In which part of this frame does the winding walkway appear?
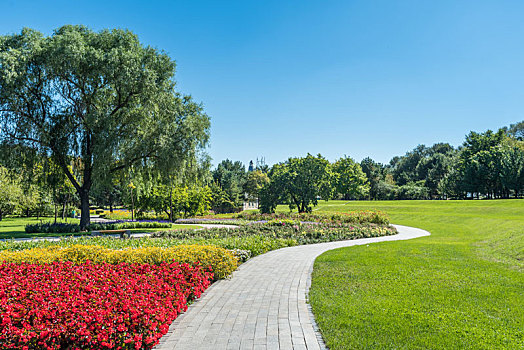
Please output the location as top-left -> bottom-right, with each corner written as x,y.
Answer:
156,225 -> 431,350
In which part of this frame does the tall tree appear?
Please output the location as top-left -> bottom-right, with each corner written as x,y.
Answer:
260,154 -> 333,213
243,169 -> 269,201
503,120 -> 524,141
360,157 -> 394,200
0,26 -> 210,228
212,159 -> 246,210
332,156 -> 369,199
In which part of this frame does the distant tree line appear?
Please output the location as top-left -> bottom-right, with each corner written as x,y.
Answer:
1,121 -> 522,220
361,122 -> 524,201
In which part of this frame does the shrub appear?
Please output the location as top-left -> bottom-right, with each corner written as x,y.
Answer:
0,244 -> 238,279
25,221 -> 172,234
0,261 -> 212,349
25,222 -> 81,234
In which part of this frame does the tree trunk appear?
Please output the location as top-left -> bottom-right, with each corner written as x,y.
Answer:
54,204 -> 58,224
131,189 -> 135,221
79,190 -> 90,230
169,186 -> 173,222
62,200 -> 67,220
0,209 -> 3,221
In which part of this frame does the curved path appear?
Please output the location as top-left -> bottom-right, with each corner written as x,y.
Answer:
156,225 -> 430,350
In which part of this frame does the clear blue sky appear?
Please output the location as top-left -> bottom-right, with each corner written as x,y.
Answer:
1,0 -> 523,166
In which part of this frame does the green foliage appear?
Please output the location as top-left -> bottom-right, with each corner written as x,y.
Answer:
0,234 -> 296,260
0,26 -> 210,228
0,166 -> 23,220
209,181 -> 238,214
152,222 -> 395,251
236,210 -> 391,225
260,154 -> 333,213
396,181 -> 430,200
332,156 -> 369,199
445,129 -> 524,199
25,221 -> 172,234
360,157 -> 393,200
136,184 -> 212,219
212,159 -> 246,211
504,120 -> 524,140
243,170 -> 269,200
389,143 -> 456,197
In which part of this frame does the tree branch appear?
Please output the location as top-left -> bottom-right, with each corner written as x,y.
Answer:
109,151 -> 158,173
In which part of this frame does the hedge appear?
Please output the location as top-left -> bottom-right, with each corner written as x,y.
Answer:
24,221 -> 172,234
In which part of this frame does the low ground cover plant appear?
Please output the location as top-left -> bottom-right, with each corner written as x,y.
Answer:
153,222 -> 397,248
0,244 -> 237,279
235,210 -> 390,225
0,260 -> 212,349
175,218 -> 247,225
0,235 -> 297,262
25,221 -> 172,234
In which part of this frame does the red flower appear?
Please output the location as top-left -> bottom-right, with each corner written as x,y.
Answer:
0,261 -> 213,349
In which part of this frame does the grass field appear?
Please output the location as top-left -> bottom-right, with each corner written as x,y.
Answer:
305,200 -> 523,349
0,217 -> 201,239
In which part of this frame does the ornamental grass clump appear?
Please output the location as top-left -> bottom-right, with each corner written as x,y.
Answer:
0,261 -> 212,349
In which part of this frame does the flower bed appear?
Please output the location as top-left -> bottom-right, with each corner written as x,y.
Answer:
0,244 -> 238,280
0,261 -> 213,349
175,218 -> 246,225
235,210 -> 390,225
153,222 -> 397,249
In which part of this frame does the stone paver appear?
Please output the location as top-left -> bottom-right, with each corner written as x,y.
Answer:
155,225 -> 430,350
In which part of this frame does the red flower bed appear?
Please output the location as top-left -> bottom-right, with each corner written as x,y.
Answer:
0,261 -> 213,349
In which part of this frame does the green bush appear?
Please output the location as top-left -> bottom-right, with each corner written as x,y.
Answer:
25,221 -> 172,234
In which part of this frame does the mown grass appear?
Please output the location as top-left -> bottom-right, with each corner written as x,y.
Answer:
0,217 -> 200,239
307,200 -> 523,349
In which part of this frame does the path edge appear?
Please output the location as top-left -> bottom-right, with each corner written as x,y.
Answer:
304,224 -> 431,350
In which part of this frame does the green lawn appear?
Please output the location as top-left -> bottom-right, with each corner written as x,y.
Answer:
306,200 -> 523,349
0,217 -> 201,239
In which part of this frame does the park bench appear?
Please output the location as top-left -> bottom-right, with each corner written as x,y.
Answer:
90,229 -> 131,239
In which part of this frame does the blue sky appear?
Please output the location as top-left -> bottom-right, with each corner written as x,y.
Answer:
1,0 -> 523,166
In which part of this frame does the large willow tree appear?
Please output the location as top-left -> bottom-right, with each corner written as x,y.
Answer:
0,26 -> 210,228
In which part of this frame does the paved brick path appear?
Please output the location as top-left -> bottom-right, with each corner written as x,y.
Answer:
156,225 -> 430,350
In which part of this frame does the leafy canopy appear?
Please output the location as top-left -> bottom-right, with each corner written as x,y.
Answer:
260,154 -> 333,213
0,26 -> 210,227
